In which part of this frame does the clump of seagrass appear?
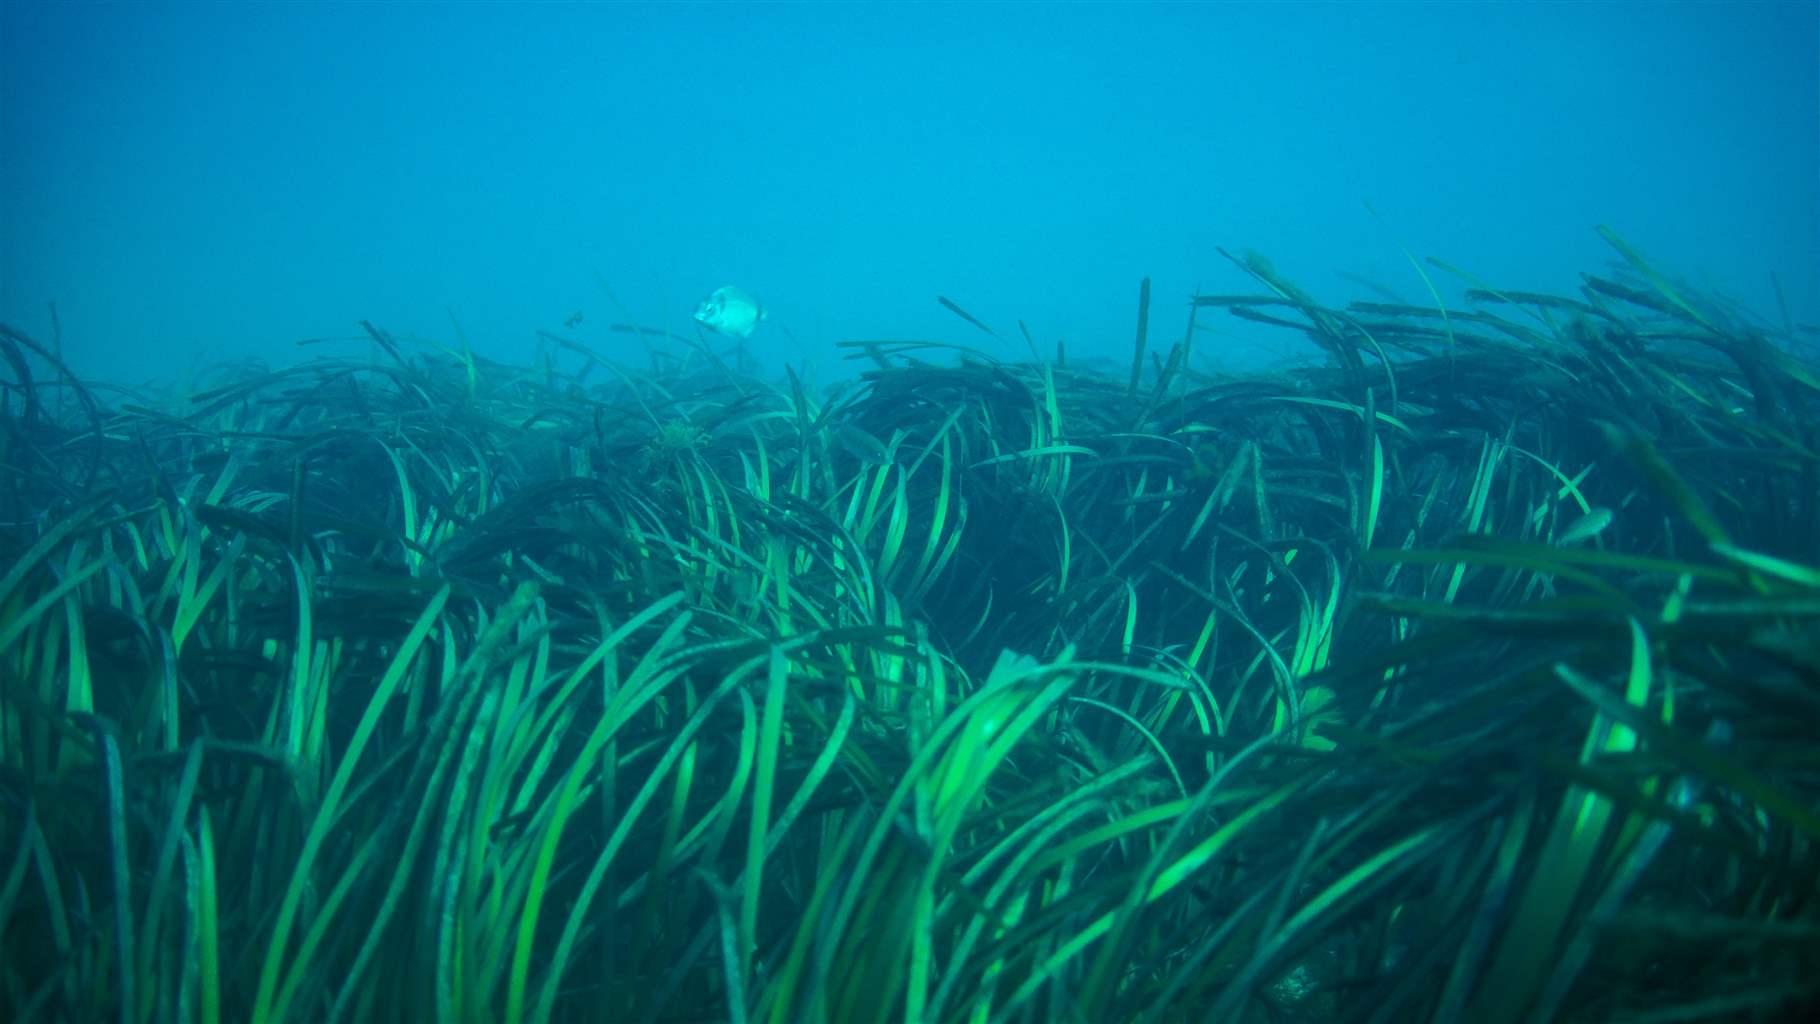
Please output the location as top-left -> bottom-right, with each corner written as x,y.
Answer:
0,228 -> 1815,1024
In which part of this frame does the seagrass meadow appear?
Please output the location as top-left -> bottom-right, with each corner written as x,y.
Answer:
2,233 -> 1818,1024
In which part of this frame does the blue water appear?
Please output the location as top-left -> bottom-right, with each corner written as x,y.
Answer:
3,1 -> 1815,386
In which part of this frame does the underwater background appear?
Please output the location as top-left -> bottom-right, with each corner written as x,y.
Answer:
2,1 -> 1815,380
3,3 -> 1820,1024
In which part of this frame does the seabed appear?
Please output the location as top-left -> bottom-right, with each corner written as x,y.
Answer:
2,232 -> 1817,1023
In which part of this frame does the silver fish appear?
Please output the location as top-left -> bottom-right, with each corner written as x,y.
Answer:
1556,507 -> 1613,546
833,424 -> 891,466
693,285 -> 766,339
